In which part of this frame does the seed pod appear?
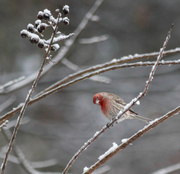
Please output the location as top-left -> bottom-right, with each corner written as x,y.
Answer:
35,20 -> 41,28
43,9 -> 51,20
27,24 -> 35,32
37,11 -> 44,19
29,35 -> 39,44
63,17 -> 69,25
43,13 -> 50,20
20,29 -> 29,38
63,5 -> 69,15
38,40 -> 45,48
37,23 -> 48,33
50,44 -> 60,51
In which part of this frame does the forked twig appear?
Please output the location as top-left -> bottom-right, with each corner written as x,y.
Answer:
35,48 -> 180,98
0,47 -> 179,95
0,0 -> 106,94
62,24 -> 174,174
0,55 -> 179,127
0,11 -> 63,174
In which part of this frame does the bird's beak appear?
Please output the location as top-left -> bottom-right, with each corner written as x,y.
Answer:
95,99 -> 99,104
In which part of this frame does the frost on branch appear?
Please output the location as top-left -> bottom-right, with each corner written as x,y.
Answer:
20,5 -> 74,55
98,142 -> 118,160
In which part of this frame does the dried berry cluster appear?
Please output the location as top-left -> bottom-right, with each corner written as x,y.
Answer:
20,5 -> 73,53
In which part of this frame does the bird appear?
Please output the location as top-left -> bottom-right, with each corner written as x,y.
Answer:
93,92 -> 151,123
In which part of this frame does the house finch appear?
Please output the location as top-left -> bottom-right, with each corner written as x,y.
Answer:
93,92 -> 151,123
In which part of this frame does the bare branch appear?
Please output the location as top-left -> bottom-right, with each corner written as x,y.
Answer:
0,57 -> 179,127
62,24 -> 174,174
35,47 -> 180,98
83,106 -> 180,174
1,128 -> 58,174
0,76 -> 25,94
90,165 -> 110,174
0,47 -> 179,95
1,46 -> 48,174
62,58 -> 111,84
0,9 -> 72,174
151,162 -> 180,174
0,96 -> 16,113
79,35 -> 108,44
0,0 -> 106,95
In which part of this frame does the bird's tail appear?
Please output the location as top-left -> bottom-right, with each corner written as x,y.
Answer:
133,115 -> 152,123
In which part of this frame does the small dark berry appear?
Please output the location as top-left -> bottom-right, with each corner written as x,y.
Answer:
63,5 -> 69,15
50,45 -> 56,51
35,20 -> 41,28
50,44 -> 59,51
43,13 -> 50,20
20,30 -> 29,38
20,32 -> 28,38
27,24 -> 34,32
38,28 -> 42,33
30,37 -> 39,44
37,11 -> 44,20
63,17 -> 69,25
38,24 -> 46,33
38,42 -> 44,48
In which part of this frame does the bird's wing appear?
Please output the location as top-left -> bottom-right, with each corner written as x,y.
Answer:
114,98 -> 126,106
115,98 -> 138,115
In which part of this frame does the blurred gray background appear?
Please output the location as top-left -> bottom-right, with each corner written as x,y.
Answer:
0,0 -> 180,173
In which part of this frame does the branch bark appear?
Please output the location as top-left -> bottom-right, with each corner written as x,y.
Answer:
62,24 -> 174,174
83,106 -> 180,174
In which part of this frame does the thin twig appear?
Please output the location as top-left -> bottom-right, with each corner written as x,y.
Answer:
0,76 -> 25,93
0,0 -> 106,95
0,58 -> 179,126
0,96 -> 16,113
0,14 -> 60,174
151,162 -> 180,174
62,58 -> 111,84
35,47 -> 180,98
1,47 -> 179,95
84,106 -> 180,174
36,57 -> 180,97
62,24 -> 174,174
78,34 -> 108,44
1,128 -> 58,174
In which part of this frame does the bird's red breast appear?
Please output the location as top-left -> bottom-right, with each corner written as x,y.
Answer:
93,92 -> 110,118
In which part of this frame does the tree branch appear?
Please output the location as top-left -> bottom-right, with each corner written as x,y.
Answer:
62,23 -> 174,174
0,0 -> 106,94
0,10 -> 63,174
1,58 -> 179,127
83,106 -> 180,174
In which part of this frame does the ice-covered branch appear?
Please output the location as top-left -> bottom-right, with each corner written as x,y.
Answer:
0,0 -> 106,94
83,106 -> 180,174
1,128 -> 58,174
151,162 -> 180,174
0,76 -> 25,94
106,24 -> 173,127
62,58 -> 111,84
0,47 -> 179,94
79,35 -> 108,44
1,58 -> 179,127
36,57 -> 180,97
0,6 -> 73,174
61,24 -> 174,174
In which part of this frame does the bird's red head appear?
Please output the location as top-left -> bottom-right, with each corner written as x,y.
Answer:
93,92 -> 110,118
93,92 -> 105,105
